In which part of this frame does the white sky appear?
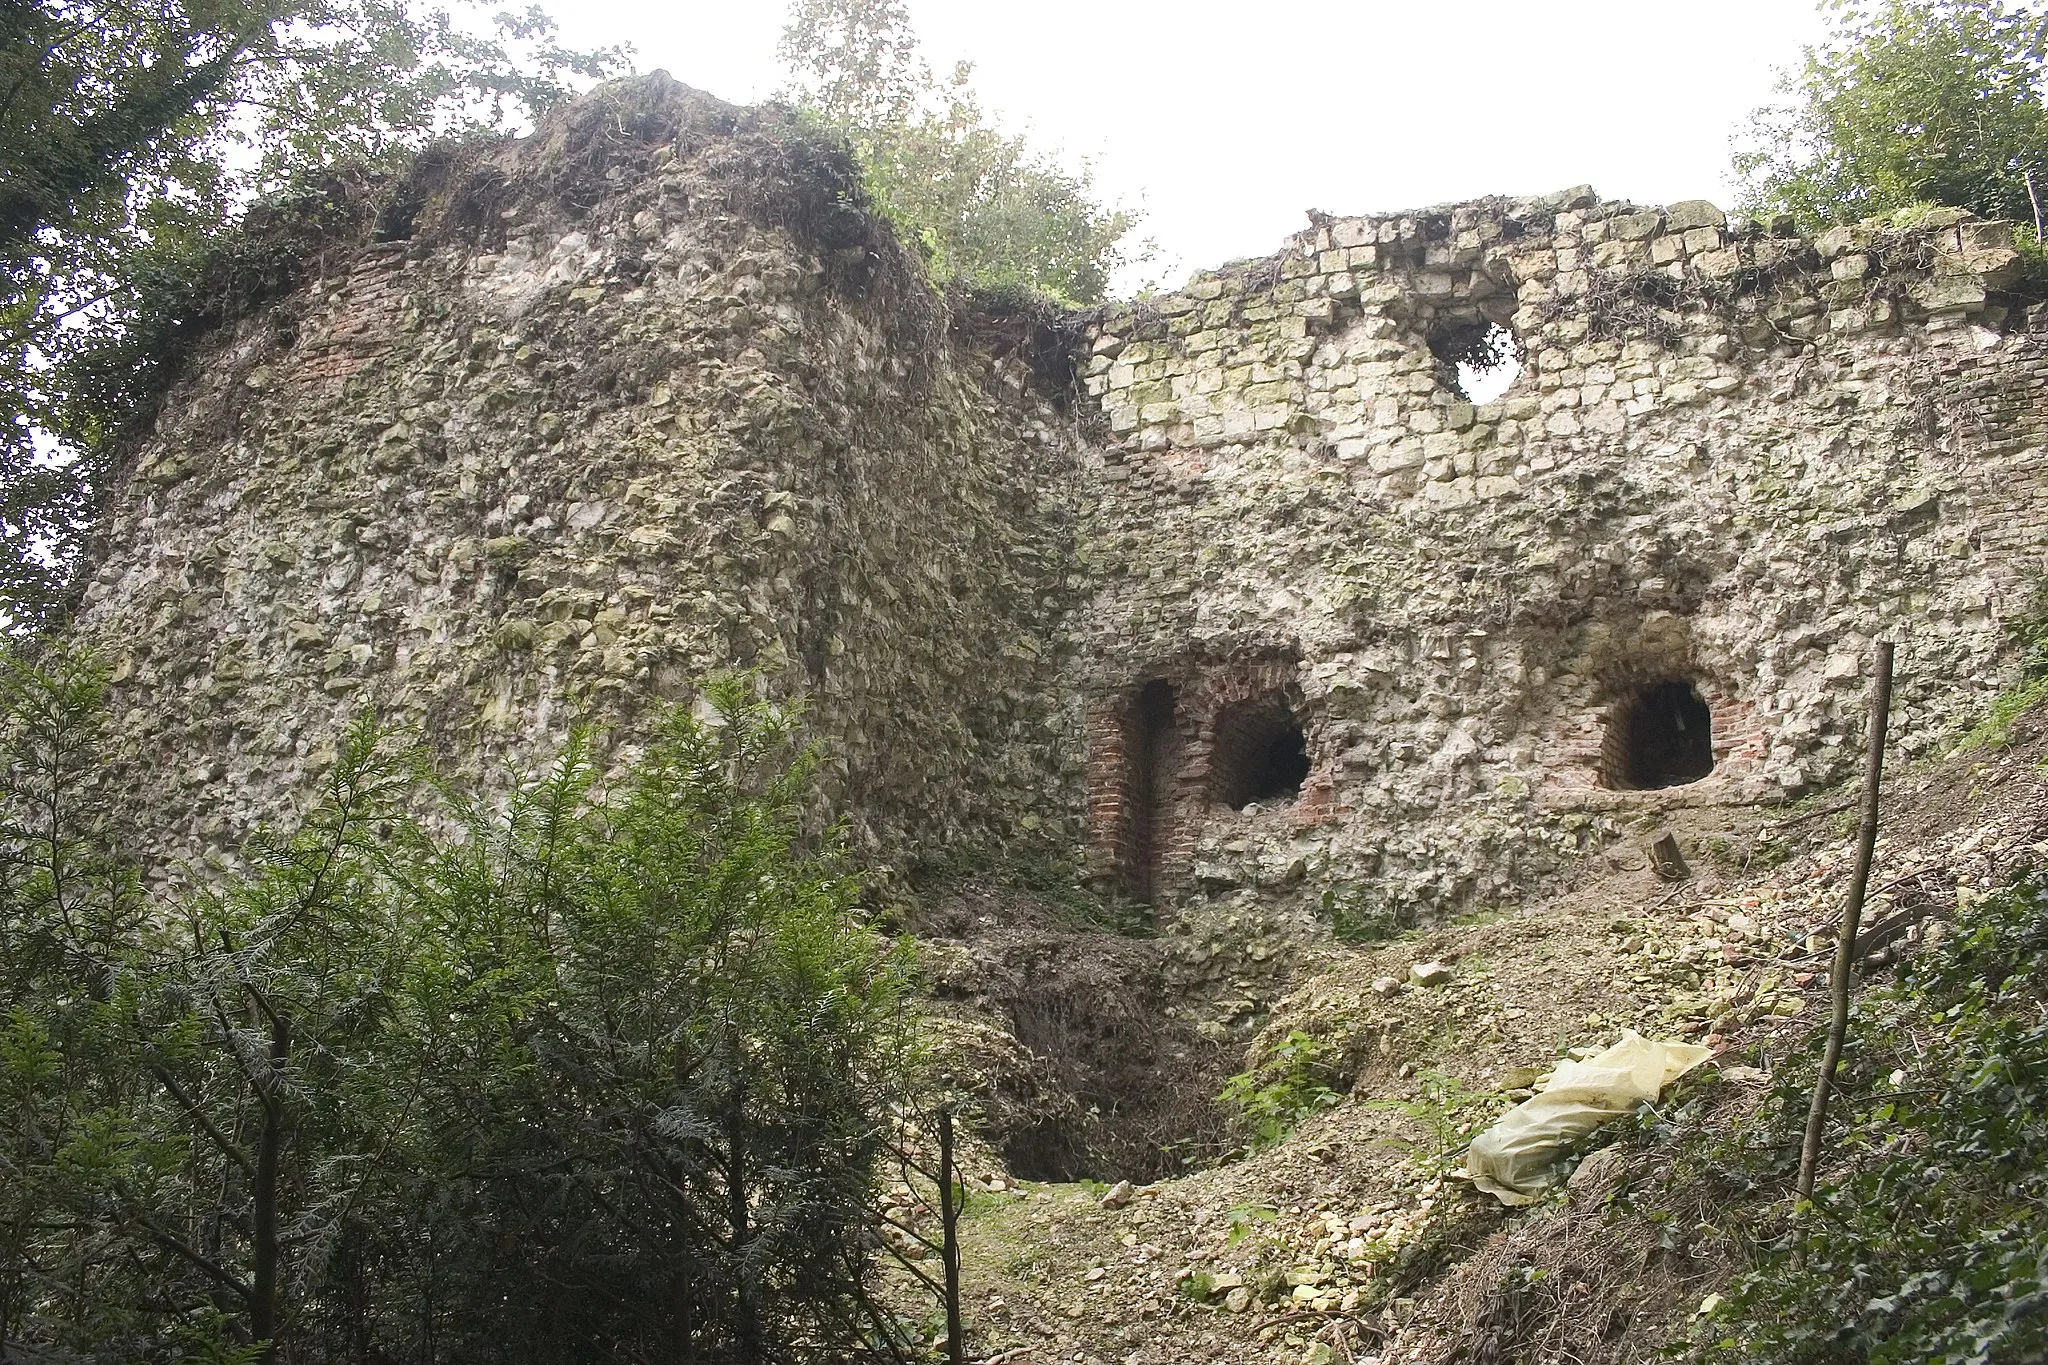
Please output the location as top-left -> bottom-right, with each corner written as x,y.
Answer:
548,0 -> 1831,292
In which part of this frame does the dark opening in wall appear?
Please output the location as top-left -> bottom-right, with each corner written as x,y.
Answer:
1210,699 -> 1310,809
1603,680 -> 1715,790
1125,680 -> 1178,902
1428,319 -> 1522,402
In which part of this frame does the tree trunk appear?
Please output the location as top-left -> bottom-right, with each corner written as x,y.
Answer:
727,1053 -> 760,1364
939,1109 -> 965,1365
1797,641 -> 1893,1204
250,1013 -> 292,1361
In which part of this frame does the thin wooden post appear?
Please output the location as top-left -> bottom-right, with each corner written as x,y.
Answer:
1796,640 -> 1894,1204
937,1109 -> 965,1365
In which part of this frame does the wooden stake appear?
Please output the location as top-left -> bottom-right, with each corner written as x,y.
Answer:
938,1108 -> 965,1365
1796,641 -> 1894,1205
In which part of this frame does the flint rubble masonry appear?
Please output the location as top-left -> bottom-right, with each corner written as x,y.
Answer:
68,79 -> 2048,928
1079,191 -> 2048,917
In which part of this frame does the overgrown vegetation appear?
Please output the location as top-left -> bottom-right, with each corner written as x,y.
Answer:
1320,883 -> 1416,942
0,653 -> 918,1362
1956,580 -> 2048,751
909,844 -> 1154,936
1625,872 -> 2048,1363
1735,0 -> 2048,237
1218,1028 -> 1343,1153
0,0 -> 624,625
776,0 -> 1139,306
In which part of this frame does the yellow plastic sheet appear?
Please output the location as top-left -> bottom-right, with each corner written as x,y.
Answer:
1465,1031 -> 1712,1206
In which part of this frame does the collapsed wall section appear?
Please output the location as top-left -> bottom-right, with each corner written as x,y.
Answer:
71,76 -> 1086,877
1079,190 -> 2048,921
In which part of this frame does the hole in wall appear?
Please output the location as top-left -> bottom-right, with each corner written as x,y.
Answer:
1602,680 -> 1715,790
373,196 -> 424,243
1210,699 -> 1311,810
1428,319 -> 1522,402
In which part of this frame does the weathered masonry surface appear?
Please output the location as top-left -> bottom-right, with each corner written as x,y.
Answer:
72,80 -> 1085,878
1076,193 -> 2048,918
70,79 -> 2048,925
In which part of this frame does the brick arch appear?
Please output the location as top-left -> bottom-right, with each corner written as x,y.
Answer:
1084,654 -> 1331,903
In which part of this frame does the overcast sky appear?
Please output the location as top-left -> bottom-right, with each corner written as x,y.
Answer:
548,1 -> 1832,291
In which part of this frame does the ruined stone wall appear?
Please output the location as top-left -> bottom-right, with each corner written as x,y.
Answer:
68,78 -> 2048,929
72,77 -> 1087,878
1078,191 -> 2048,922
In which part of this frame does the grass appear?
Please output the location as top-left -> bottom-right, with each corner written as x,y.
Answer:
1953,673 -> 2048,754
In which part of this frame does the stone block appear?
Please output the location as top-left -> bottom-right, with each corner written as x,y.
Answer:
1332,219 -> 1374,248
1814,225 -> 1858,260
1910,276 -> 1987,314
1368,439 -> 1426,473
1665,199 -> 1726,232
1421,430 -> 1464,460
1695,247 -> 1742,278
1681,226 -> 1724,255
1612,211 -> 1661,242
1591,239 -> 1633,269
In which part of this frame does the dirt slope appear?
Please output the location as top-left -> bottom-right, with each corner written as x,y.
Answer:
913,707 -> 2048,1365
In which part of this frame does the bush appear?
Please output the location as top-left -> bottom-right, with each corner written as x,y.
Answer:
1733,0 -> 2048,230
0,654 -> 918,1363
1675,873 -> 2048,1363
1219,1028 -> 1343,1153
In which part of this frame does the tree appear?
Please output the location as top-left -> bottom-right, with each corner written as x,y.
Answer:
0,644 -> 156,1362
0,656 -> 919,1361
778,0 -> 1139,305
0,0 -> 626,628
373,686 -> 917,1362
1735,0 -> 2048,233
129,716 -> 426,1363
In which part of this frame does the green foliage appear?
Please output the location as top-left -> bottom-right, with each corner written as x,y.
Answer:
1320,884 -> 1412,942
1956,578 -> 2048,751
1365,1069 -> 1508,1167
1734,0 -> 2048,230
0,657 -> 917,1363
1663,874 -> 2048,1363
0,644 -> 157,1361
0,0 -> 625,626
371,684 -> 916,1361
1223,1201 -> 1278,1248
777,0 -> 1138,305
1218,1029 -> 1343,1152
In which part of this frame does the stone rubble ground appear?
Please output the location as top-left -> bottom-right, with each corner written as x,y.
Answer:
882,717 -> 2048,1365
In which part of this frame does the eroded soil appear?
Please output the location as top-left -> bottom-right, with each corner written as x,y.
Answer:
898,706 -> 2048,1365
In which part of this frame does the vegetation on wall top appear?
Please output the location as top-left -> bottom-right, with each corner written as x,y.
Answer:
1735,0 -> 2048,238
776,0 -> 1142,308
0,0 -> 627,628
